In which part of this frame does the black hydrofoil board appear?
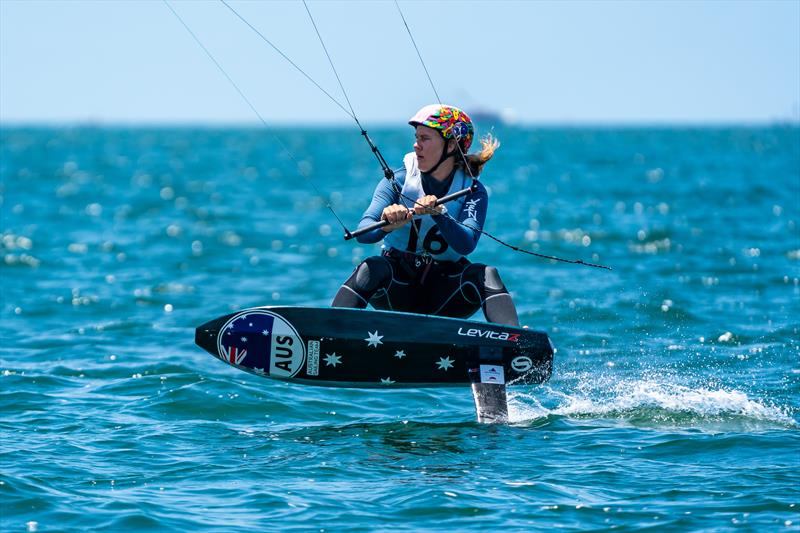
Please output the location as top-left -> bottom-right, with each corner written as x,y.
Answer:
195,306 -> 553,389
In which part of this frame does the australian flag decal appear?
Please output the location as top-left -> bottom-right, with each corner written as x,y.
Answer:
219,312 -> 275,370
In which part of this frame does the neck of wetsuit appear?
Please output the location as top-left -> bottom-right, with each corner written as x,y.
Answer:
420,167 -> 456,196
425,136 -> 457,176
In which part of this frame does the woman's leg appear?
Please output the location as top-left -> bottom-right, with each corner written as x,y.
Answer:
331,256 -> 393,308
331,255 -> 420,313
476,265 -> 520,326
429,262 -> 519,326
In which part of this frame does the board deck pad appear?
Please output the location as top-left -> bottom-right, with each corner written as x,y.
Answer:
195,306 -> 554,388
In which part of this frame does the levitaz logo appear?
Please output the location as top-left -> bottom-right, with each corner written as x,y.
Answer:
457,327 -> 520,342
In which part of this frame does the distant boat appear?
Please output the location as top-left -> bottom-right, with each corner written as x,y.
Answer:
467,107 -> 518,128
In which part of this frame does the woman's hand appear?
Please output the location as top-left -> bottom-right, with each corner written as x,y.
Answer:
414,195 -> 444,216
381,204 -> 413,232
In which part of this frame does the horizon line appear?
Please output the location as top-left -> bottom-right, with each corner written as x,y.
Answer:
2,119 -> 799,129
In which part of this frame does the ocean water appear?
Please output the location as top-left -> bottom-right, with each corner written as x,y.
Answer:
1,125 -> 798,531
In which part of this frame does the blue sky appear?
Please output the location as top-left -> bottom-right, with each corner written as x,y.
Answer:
1,0 -> 798,125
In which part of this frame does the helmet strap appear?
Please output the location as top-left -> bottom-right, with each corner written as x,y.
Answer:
426,137 -> 457,175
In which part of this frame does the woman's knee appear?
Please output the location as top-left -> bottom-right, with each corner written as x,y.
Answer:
350,256 -> 392,293
464,263 -> 509,294
483,266 -> 508,292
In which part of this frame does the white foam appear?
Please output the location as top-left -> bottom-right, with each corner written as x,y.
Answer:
508,377 -> 796,428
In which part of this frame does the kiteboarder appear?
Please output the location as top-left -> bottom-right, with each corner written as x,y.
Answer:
332,104 -> 520,326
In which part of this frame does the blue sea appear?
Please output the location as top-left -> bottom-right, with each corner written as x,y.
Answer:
1,125 -> 798,531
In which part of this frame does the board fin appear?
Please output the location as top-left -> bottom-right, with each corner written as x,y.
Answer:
468,364 -> 509,424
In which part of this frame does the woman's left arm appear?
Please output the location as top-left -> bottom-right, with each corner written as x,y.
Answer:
431,185 -> 489,256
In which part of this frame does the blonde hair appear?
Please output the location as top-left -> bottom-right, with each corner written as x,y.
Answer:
458,133 -> 500,177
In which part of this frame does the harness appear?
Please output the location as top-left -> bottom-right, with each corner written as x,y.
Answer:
383,248 -> 469,285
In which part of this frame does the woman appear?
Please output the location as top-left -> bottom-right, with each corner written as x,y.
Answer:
331,104 -> 519,326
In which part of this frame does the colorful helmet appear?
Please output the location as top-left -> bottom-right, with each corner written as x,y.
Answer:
409,104 -> 474,152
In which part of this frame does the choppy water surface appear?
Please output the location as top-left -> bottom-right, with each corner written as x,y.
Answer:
2,125 -> 799,531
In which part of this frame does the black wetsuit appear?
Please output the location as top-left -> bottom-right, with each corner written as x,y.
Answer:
331,250 -> 519,325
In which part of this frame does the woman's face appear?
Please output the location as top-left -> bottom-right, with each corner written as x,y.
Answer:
414,125 -> 446,173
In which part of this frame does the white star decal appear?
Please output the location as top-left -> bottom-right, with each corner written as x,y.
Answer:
394,350 -> 406,359
365,331 -> 383,348
262,329 -> 270,336
380,377 -> 395,384
253,367 -> 265,375
240,336 -> 247,342
436,356 -> 454,371
324,353 -> 341,367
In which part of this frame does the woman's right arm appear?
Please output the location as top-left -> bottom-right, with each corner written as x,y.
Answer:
356,177 -> 407,243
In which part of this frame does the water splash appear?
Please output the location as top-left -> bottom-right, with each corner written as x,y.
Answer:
508,376 -> 797,429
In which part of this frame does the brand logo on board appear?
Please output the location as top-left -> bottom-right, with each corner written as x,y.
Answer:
457,327 -> 520,342
511,356 -> 533,372
479,364 -> 505,384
